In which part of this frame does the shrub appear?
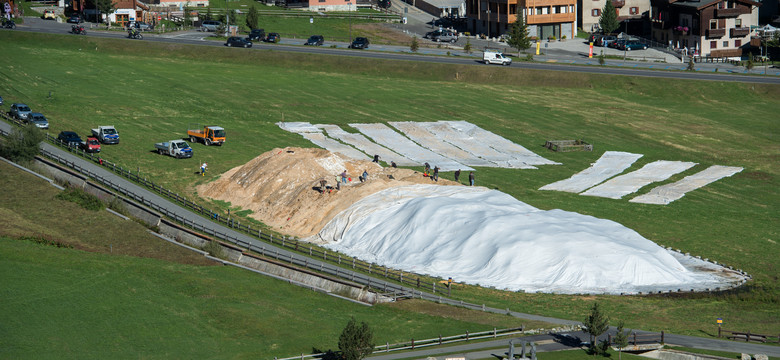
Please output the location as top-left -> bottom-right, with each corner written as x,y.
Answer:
55,187 -> 105,211
0,124 -> 43,163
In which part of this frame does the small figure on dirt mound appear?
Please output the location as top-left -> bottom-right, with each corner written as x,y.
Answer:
334,175 -> 341,190
391,161 -> 397,168
424,162 -> 430,176
454,169 -> 461,182
200,162 -> 208,176
341,170 -> 348,184
433,166 -> 439,182
359,170 -> 369,182
318,179 -> 328,193
373,154 -> 380,163
469,171 -> 475,186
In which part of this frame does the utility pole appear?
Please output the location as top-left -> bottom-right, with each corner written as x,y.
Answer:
348,2 -> 352,43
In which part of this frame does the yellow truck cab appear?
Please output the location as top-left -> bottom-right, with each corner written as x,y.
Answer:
187,125 -> 226,146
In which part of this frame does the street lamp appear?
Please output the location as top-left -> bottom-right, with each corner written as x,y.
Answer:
485,9 -> 491,38
348,2 -> 352,43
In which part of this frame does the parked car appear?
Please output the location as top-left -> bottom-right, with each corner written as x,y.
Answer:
42,10 -> 57,20
248,29 -> 265,41
133,21 -> 152,31
349,37 -> 369,49
27,113 -> 49,129
598,35 -> 617,47
80,136 -> 101,153
265,32 -> 281,43
0,95 -> 3,106
8,103 -> 32,121
588,33 -> 603,44
608,39 -> 624,49
201,20 -> 221,32
305,35 -> 324,46
225,37 -> 252,48
432,30 -> 458,43
67,14 -> 83,23
622,41 -> 648,50
57,131 -> 83,147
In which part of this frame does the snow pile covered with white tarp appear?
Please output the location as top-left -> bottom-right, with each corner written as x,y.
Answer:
315,185 -> 745,294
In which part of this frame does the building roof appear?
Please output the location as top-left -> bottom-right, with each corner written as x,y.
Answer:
424,0 -> 463,9
669,0 -> 759,10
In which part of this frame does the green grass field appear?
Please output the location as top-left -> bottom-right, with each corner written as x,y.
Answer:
0,30 -> 778,344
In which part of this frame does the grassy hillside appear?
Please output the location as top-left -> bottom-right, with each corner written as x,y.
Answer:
0,31 -> 777,338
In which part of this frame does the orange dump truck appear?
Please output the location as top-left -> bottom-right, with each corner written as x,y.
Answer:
187,124 -> 226,146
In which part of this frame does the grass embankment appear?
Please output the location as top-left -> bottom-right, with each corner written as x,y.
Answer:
0,160 -> 548,358
0,32 -> 778,338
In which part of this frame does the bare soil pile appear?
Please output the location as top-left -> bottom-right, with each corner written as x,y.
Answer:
197,147 -> 458,238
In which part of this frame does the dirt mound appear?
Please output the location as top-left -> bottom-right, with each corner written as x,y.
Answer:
197,147 -> 459,238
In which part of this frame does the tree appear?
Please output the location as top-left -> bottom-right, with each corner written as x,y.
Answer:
183,2 -> 192,27
205,7 -> 213,21
582,302 -> 609,355
338,317 -> 374,360
463,38 -> 472,54
598,0 -> 619,34
613,320 -> 630,360
246,4 -> 259,30
410,36 -> 419,52
506,14 -> 531,56
95,0 -> 117,24
0,124 -> 44,163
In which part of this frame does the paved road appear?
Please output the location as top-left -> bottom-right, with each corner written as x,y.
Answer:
10,17 -> 780,84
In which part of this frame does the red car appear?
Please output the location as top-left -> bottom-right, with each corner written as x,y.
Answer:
81,136 -> 101,153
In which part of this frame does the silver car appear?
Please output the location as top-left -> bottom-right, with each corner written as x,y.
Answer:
432,30 -> 458,43
28,112 -> 49,129
201,20 -> 221,32
9,103 -> 32,121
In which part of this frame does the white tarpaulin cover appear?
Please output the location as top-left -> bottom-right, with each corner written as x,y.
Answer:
630,165 -> 743,205
581,160 -> 697,199
315,185 -> 742,294
277,122 -> 322,133
539,151 -> 643,193
350,123 -> 472,172
301,133 -> 370,161
390,121 -> 497,168
317,125 -> 418,166
445,121 -> 560,167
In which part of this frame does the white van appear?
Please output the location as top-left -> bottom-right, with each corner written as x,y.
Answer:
483,50 -> 512,66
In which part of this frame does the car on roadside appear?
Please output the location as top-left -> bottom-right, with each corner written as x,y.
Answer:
265,32 -> 281,43
42,10 -> 57,20
27,113 -> 49,129
608,39 -> 624,49
621,41 -> 648,50
431,30 -> 458,43
80,136 -> 101,153
349,37 -> 369,49
9,103 -> 32,121
0,95 -> 3,106
305,35 -> 324,46
200,20 -> 221,32
598,35 -> 617,47
57,131 -> 83,147
248,29 -> 265,41
133,21 -> 152,31
67,14 -> 83,23
225,36 -> 252,48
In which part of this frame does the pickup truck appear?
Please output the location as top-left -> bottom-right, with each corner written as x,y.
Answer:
155,140 -> 193,158
91,126 -> 119,144
80,136 -> 101,153
187,125 -> 225,146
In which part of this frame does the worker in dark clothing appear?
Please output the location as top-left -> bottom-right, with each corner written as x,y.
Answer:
373,154 -> 380,163
433,166 -> 439,182
454,169 -> 461,182
424,162 -> 430,176
469,172 -> 475,186
319,179 -> 328,193
391,161 -> 397,168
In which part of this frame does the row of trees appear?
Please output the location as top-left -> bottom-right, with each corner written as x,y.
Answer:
582,302 -> 631,359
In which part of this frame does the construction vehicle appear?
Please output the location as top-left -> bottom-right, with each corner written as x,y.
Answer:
155,140 -> 193,158
187,124 -> 225,146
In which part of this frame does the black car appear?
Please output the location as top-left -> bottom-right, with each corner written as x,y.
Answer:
57,131 -> 83,147
67,14 -> 83,23
225,37 -> 252,48
305,35 -> 324,46
349,37 -> 369,49
248,29 -> 265,41
265,32 -> 281,43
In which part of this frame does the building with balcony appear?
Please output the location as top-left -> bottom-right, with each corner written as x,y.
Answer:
466,0 -> 577,39
580,0 -> 650,33
650,0 -> 760,60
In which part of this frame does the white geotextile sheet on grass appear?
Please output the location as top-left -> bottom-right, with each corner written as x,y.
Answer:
301,133 -> 370,161
414,121 -> 537,169
539,151 -> 643,193
445,121 -> 560,167
317,125 -> 418,166
630,165 -> 743,205
277,122 -> 322,133
315,185 -> 733,294
581,160 -> 697,199
350,123 -> 472,172
389,122 -> 496,168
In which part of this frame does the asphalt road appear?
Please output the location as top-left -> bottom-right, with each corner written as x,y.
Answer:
10,17 -> 780,85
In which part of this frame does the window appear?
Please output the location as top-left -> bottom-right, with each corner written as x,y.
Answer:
735,19 -> 741,27
592,9 -> 600,16
722,40 -> 728,47
629,6 -> 638,14
710,19 -> 717,29
735,39 -> 741,47
710,40 -> 717,48
717,1 -> 725,9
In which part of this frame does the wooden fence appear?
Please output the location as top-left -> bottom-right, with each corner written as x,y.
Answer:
718,328 -> 779,343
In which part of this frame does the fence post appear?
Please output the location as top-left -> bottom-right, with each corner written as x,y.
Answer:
661,331 -> 664,344
439,334 -> 442,345
466,330 -> 469,340
718,326 -> 721,338
633,332 -> 637,345
416,278 -> 420,288
411,339 -> 414,350
608,334 -> 611,344
494,328 -> 497,338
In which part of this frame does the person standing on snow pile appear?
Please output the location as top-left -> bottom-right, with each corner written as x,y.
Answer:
341,170 -> 348,184
433,166 -> 439,182
469,172 -> 475,186
373,154 -> 380,163
454,169 -> 461,182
